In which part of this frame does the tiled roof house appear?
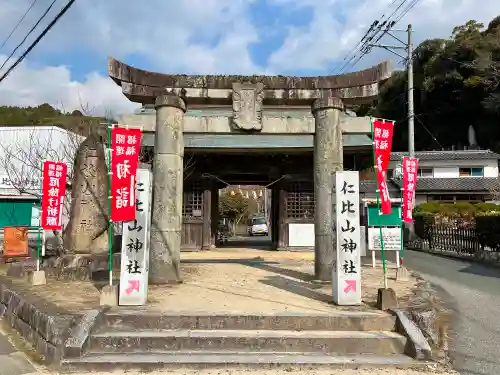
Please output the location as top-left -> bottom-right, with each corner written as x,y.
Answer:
386,150 -> 500,203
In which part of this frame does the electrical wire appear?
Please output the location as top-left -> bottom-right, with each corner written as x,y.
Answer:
332,0 -> 411,74
335,0 -> 423,75
393,0 -> 420,24
0,0 -> 39,51
331,0 -> 403,74
0,0 -> 77,84
0,0 -> 59,73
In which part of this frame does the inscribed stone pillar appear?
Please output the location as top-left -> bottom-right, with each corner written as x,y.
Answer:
64,136 -> 109,254
311,97 -> 344,281
149,93 -> 186,284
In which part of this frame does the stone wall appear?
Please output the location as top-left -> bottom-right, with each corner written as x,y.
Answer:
0,276 -> 77,364
6,253 -> 121,281
411,240 -> 500,268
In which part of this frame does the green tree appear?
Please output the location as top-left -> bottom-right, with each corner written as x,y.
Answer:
368,15 -> 500,152
219,190 -> 250,233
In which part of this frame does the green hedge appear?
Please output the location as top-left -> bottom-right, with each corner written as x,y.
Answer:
414,212 -> 435,239
475,212 -> 500,250
414,202 -> 500,216
413,202 -> 500,249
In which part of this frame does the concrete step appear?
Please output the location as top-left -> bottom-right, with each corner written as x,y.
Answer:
60,351 -> 428,373
103,311 -> 396,331
89,329 -> 407,355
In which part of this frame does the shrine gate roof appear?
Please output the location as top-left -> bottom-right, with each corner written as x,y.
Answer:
108,57 -> 392,105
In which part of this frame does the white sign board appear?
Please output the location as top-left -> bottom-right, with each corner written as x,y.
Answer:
333,171 -> 361,305
288,223 -> 314,247
368,227 -> 401,251
31,205 -> 41,227
119,169 -> 152,306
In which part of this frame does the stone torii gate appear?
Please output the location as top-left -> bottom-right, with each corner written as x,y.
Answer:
108,57 -> 392,284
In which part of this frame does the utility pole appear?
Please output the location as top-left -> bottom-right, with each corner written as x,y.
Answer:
407,24 -> 415,157
368,24 -> 415,153
368,24 -> 415,280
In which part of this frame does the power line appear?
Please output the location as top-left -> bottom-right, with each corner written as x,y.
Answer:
0,0 -> 59,73
334,0 -> 415,74
393,0 -> 420,24
332,0 -> 405,74
333,0 -> 402,73
0,0 -> 39,51
414,114 -> 442,148
0,0 -> 76,84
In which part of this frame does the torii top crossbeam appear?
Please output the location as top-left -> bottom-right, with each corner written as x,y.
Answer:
108,57 -> 392,105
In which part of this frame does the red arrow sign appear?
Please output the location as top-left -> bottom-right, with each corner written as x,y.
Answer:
125,280 -> 140,295
344,280 -> 357,294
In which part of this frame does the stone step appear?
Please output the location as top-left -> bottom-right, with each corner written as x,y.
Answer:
60,351 -> 427,373
89,329 -> 407,355
103,311 -> 396,331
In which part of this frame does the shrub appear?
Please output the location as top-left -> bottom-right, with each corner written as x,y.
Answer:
414,212 -> 436,239
475,212 -> 500,250
413,202 -> 442,214
475,202 -> 500,213
450,202 -> 476,216
414,202 -> 500,217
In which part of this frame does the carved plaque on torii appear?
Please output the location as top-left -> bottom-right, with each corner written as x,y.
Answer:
232,82 -> 264,131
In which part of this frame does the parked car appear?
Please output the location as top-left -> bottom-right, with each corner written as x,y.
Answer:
247,216 -> 268,236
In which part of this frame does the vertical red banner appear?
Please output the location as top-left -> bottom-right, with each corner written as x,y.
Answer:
402,157 -> 419,223
373,119 -> 394,174
373,119 -> 395,215
110,127 -> 142,222
41,161 -> 68,230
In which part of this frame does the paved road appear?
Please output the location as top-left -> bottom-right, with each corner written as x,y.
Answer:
0,322 -> 37,375
404,250 -> 500,375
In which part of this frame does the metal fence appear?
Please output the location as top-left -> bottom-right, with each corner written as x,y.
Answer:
429,224 -> 481,255
414,223 -> 482,256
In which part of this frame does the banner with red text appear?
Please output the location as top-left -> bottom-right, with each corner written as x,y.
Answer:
372,119 -> 395,215
110,127 -> 142,222
373,119 -> 394,175
376,170 -> 393,215
41,161 -> 68,230
402,157 -> 419,223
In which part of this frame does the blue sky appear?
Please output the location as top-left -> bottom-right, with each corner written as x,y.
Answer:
0,0 -> 499,116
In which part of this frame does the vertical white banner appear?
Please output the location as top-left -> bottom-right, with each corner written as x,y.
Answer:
119,169 -> 152,306
333,171 -> 362,305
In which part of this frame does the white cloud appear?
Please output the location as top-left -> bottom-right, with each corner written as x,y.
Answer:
267,0 -> 500,73
0,0 -> 261,75
0,0 -> 261,116
0,0 -> 499,116
0,56 -> 138,117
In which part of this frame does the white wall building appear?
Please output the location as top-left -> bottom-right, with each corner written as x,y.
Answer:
0,126 -> 84,230
387,150 -> 500,203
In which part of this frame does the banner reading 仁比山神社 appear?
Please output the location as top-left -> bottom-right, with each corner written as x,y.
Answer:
110,127 -> 142,222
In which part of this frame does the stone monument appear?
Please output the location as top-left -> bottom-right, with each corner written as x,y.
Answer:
63,136 -> 109,254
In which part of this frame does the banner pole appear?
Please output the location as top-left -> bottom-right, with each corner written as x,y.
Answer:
107,122 -> 114,287
37,160 -> 43,272
370,118 -> 388,289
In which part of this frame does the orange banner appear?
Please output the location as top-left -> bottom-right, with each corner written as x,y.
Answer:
3,227 -> 29,258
